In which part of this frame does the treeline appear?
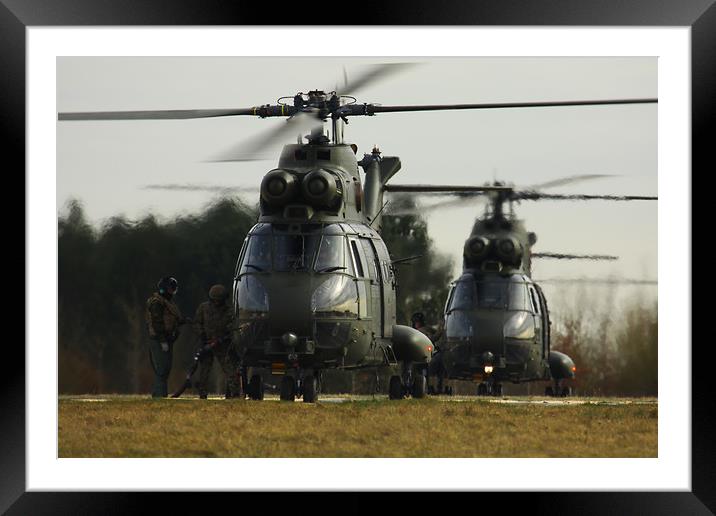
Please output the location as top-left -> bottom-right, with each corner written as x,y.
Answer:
551,293 -> 657,397
58,198 -> 256,393
57,196 -> 453,394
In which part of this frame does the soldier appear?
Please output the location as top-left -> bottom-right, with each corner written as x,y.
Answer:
411,312 -> 436,341
194,284 -> 241,399
145,276 -> 186,398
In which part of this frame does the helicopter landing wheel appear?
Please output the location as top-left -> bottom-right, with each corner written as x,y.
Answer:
492,383 -> 503,397
248,374 -> 264,401
303,375 -> 318,403
280,376 -> 296,402
412,374 -> 427,399
560,385 -> 572,398
545,385 -> 554,397
389,375 -> 403,400
477,383 -> 488,396
445,385 -> 453,396
427,384 -> 435,395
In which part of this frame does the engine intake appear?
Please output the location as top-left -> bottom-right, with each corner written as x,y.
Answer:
464,236 -> 490,260
261,169 -> 298,207
302,169 -> 341,208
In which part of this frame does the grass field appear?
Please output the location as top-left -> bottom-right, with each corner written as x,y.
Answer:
58,395 -> 657,458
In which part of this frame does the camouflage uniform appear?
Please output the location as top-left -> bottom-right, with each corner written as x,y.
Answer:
145,292 -> 184,398
194,300 -> 241,398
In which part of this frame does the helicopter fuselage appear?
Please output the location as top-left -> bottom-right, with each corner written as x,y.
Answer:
433,270 -> 554,383
232,142 -> 431,382
233,220 -> 402,371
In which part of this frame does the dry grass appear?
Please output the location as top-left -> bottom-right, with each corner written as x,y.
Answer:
58,395 -> 657,458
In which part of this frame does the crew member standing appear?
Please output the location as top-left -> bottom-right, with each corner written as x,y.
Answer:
411,312 -> 436,341
193,284 -> 241,399
145,276 -> 185,398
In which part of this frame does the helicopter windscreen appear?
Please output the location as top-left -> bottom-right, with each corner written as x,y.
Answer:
239,229 -> 351,274
311,275 -> 359,317
445,275 -> 533,338
274,234 -> 322,271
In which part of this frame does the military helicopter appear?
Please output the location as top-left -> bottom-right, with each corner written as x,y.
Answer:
58,63 -> 657,402
386,180 -> 657,397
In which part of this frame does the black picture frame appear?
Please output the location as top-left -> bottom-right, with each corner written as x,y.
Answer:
5,0 -> 709,513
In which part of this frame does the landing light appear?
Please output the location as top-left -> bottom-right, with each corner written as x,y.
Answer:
484,365 -> 494,374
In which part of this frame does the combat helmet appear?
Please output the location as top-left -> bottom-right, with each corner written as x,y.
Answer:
157,276 -> 178,295
209,284 -> 228,301
411,312 -> 426,326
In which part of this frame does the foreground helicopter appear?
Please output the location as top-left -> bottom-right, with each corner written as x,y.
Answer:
387,180 -> 657,396
58,63 -> 657,402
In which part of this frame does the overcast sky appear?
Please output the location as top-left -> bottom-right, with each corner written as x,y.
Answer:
57,56 -> 657,312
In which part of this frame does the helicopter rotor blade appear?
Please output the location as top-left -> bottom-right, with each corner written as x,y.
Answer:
516,192 -> 657,201
527,174 -> 616,190
386,194 -> 487,216
208,110 -> 322,162
337,62 -> 419,95
384,184 -> 510,194
353,98 -> 657,116
536,277 -> 657,285
58,108 -> 259,121
532,252 -> 618,260
142,184 -> 259,193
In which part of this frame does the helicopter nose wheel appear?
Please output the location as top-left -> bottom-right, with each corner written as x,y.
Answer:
388,375 -> 404,400
546,380 -> 572,397
302,374 -> 318,403
477,382 -> 489,396
248,374 -> 264,400
280,376 -> 296,402
412,372 -> 427,399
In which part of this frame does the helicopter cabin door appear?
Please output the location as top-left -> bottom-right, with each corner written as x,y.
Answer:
527,285 -> 545,358
359,238 -> 387,338
533,284 -> 550,358
366,238 -> 395,338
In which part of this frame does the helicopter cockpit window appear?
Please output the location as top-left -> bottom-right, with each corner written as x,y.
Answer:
240,235 -> 272,274
447,279 -> 475,312
311,275 -> 359,318
445,278 -> 475,338
273,234 -> 321,272
475,281 -> 509,309
315,235 -> 347,273
237,275 -> 269,319
508,281 -> 530,311
446,311 -> 473,338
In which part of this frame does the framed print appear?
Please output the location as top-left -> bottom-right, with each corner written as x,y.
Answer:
5,0 -> 711,513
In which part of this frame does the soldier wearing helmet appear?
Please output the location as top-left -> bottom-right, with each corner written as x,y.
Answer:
193,284 -> 240,399
145,276 -> 186,398
411,311 -> 442,343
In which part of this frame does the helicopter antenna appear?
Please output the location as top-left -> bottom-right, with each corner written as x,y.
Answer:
369,200 -> 391,228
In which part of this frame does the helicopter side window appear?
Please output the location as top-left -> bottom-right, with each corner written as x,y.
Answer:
315,235 -> 346,273
235,238 -> 248,277
444,285 -> 455,314
349,240 -> 366,277
273,234 -> 321,272
528,287 -> 541,315
240,235 -> 272,274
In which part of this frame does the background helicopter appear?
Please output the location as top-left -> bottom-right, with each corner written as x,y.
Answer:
385,179 -> 657,396
57,58 -> 657,400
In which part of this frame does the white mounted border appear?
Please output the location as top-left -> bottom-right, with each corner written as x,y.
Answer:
27,26 -> 689,491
